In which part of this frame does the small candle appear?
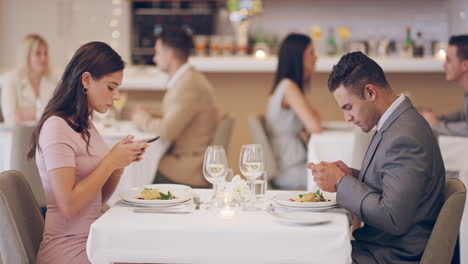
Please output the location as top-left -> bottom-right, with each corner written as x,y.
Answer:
219,207 -> 235,219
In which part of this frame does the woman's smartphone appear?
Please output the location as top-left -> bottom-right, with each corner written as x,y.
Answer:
145,136 -> 160,143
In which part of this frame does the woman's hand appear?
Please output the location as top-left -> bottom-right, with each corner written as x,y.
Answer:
108,135 -> 148,169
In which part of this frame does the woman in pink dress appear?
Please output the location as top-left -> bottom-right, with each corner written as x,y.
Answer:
28,42 -> 148,264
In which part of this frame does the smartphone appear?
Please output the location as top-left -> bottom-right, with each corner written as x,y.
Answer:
145,136 -> 160,143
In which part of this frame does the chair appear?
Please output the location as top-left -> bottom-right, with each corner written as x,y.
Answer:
10,124 -> 47,209
247,115 -> 278,181
211,114 -> 234,151
420,178 -> 466,264
0,170 -> 44,264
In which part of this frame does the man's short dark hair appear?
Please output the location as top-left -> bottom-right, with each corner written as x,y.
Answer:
449,35 -> 468,61
156,26 -> 194,61
328,51 -> 389,97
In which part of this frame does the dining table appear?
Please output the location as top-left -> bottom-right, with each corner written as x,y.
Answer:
86,189 -> 353,264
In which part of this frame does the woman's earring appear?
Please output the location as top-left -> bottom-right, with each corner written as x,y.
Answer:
83,88 -> 88,94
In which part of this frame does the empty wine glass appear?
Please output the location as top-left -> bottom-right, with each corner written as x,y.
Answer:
203,145 -> 228,205
239,144 -> 264,210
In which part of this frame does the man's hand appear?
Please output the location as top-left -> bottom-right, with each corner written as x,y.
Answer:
420,110 -> 440,126
307,161 -> 345,192
332,160 -> 353,176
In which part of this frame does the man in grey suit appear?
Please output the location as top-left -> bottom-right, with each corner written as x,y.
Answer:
421,35 -> 468,136
308,52 -> 445,263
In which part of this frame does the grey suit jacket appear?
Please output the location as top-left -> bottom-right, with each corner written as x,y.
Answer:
337,98 -> 445,264
433,92 -> 468,137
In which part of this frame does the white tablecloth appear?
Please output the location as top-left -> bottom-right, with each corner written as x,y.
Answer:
0,121 -> 170,206
87,190 -> 352,264
307,125 -> 468,264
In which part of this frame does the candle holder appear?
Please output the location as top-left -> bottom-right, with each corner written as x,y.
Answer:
211,191 -> 242,220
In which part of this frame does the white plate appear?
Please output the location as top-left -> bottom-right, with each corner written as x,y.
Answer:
272,202 -> 339,211
122,198 -> 192,208
120,184 -> 192,205
272,191 -> 337,208
272,211 -> 331,225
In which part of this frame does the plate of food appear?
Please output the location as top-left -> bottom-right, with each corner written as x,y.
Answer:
120,184 -> 193,205
272,190 -> 337,208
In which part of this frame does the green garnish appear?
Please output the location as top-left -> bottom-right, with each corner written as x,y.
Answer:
159,191 -> 173,200
315,189 -> 324,199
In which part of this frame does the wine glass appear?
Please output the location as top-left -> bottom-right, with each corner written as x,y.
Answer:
239,144 -> 264,210
203,145 -> 228,205
113,92 -> 128,120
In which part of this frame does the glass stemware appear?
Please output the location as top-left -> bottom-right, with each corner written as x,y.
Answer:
239,144 -> 264,211
203,145 -> 228,205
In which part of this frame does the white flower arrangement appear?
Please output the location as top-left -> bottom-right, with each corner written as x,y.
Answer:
220,175 -> 250,202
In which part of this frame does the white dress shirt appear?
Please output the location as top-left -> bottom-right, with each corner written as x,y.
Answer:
166,63 -> 191,88
377,94 -> 406,131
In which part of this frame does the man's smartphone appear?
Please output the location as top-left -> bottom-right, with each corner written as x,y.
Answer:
145,136 -> 160,143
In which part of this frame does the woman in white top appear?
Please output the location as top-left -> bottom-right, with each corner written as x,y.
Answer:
1,34 -> 55,126
265,33 -> 323,190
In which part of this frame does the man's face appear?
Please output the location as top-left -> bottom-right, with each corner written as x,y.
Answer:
444,45 -> 466,81
153,39 -> 171,72
333,85 -> 380,133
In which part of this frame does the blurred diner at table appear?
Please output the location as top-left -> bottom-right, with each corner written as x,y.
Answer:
132,26 -> 219,188
265,33 -> 323,190
1,34 -> 56,126
420,35 -> 468,137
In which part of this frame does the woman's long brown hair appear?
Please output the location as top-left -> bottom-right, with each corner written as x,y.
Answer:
27,41 -> 125,159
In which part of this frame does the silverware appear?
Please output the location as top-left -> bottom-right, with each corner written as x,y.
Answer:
193,195 -> 202,210
133,209 -> 191,214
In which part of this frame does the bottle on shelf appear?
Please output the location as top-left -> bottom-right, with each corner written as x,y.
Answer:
413,31 -> 425,58
326,27 -> 338,56
403,26 -> 413,58
310,25 -> 323,56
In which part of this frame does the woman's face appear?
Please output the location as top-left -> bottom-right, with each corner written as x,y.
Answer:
85,70 -> 124,114
303,43 -> 317,80
29,43 -> 48,75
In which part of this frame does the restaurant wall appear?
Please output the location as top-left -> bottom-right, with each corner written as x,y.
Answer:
0,0 -> 131,71
0,0 -> 453,71
449,0 -> 468,35
233,0 -> 449,44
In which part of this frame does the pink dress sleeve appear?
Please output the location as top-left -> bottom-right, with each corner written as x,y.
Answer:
39,116 -> 77,171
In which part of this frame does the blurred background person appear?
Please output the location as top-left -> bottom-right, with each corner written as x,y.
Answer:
265,33 -> 323,190
132,26 -> 219,188
420,35 -> 468,137
1,34 -> 56,126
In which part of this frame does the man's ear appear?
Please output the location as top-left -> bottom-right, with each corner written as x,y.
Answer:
168,48 -> 177,60
461,60 -> 468,72
363,84 -> 377,102
81,72 -> 91,91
